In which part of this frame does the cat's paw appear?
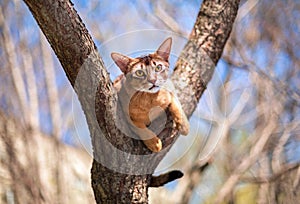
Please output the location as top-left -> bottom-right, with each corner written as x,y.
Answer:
174,115 -> 190,136
176,122 -> 189,136
143,137 -> 162,152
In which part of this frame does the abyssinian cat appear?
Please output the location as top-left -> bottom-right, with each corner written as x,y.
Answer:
111,37 -> 189,152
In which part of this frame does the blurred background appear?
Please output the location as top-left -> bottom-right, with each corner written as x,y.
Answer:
0,0 -> 299,203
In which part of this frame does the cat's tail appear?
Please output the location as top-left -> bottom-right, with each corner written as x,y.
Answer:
149,161 -> 210,187
149,170 -> 183,187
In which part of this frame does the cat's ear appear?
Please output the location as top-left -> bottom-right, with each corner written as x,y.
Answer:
111,52 -> 132,74
156,37 -> 172,61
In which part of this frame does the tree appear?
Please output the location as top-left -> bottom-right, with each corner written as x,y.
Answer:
2,0 -> 300,204
22,0 -> 240,203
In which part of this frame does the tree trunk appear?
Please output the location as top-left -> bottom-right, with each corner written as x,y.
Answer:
23,0 -> 240,203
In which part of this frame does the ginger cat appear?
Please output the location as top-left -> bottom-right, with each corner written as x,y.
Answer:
111,37 -> 189,152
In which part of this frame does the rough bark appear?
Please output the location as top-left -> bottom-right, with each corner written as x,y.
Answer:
23,0 -> 240,203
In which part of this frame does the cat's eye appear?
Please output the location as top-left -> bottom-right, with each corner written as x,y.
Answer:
155,64 -> 162,72
135,70 -> 145,77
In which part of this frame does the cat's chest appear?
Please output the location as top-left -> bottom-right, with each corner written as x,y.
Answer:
129,89 -> 172,113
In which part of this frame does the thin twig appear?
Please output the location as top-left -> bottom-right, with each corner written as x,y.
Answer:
242,163 -> 300,184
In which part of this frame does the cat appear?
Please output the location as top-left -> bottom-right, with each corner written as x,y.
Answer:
111,37 -> 189,152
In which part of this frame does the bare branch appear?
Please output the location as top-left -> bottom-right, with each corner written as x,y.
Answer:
214,120 -> 276,204
0,8 -> 28,122
19,28 -> 40,131
153,2 -> 188,37
272,121 -> 299,172
242,163 -> 300,184
40,32 -> 62,139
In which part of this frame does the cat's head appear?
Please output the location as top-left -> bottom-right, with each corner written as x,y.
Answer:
111,37 -> 172,93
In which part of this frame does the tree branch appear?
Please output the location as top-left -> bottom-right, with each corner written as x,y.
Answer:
23,0 -> 98,86
242,163 -> 300,184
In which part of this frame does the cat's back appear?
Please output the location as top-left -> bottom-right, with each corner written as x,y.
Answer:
113,74 -> 124,92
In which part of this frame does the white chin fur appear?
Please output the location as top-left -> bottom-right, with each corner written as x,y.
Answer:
135,85 -> 161,93
146,86 -> 160,93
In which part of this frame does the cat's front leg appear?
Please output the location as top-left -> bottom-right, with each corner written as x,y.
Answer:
168,96 -> 190,136
131,120 -> 162,152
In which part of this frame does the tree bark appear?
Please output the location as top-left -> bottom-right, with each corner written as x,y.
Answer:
23,0 -> 240,203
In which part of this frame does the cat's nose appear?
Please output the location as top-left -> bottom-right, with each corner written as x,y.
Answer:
148,79 -> 156,84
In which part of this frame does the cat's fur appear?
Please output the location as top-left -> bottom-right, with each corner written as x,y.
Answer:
111,37 -> 189,152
